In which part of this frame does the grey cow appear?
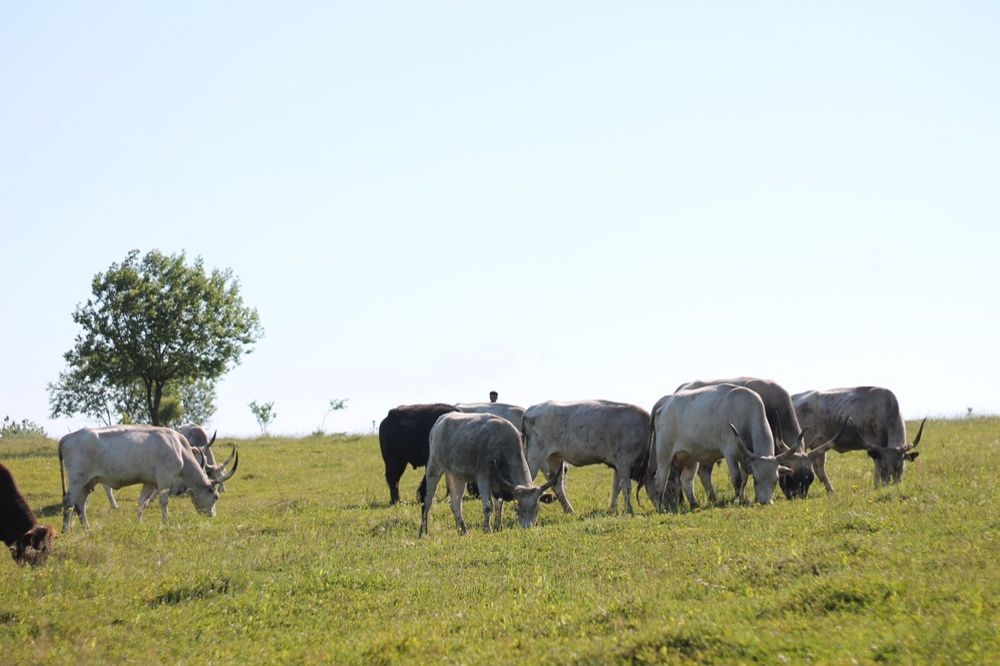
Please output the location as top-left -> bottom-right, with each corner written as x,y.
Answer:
419,412 -> 559,536
455,402 -> 526,432
522,400 -> 651,515
676,378 -> 842,499
793,386 -> 926,488
649,385 -> 802,510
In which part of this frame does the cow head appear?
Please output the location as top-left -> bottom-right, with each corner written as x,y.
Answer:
510,468 -> 562,528
777,418 -> 851,499
862,418 -> 925,486
9,525 -> 55,567
189,446 -> 239,516
730,424 -> 785,505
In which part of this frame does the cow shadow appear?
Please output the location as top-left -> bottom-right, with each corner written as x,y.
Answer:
36,503 -> 64,518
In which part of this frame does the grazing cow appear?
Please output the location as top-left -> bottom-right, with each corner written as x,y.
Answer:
677,378 -> 842,499
101,423 -> 231,508
420,412 -> 560,536
1,463 -> 55,567
793,387 -> 926,488
522,400 -> 650,515
455,402 -> 526,432
59,425 -> 238,531
648,385 -> 802,510
378,403 -> 458,504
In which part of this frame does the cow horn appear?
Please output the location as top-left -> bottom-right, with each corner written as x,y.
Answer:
796,426 -> 809,452
776,443 -> 800,462
729,424 -> 757,460
538,465 -> 563,493
909,418 -> 927,449
221,443 -> 237,468
808,418 -> 850,459
772,410 -> 790,453
192,448 -> 207,469
214,450 -> 239,484
208,430 -> 217,448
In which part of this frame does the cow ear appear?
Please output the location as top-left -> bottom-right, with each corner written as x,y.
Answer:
777,465 -> 794,476
539,493 -> 557,504
905,451 -> 920,462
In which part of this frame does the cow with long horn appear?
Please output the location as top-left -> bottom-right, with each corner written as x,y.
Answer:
59,425 -> 239,530
420,412 -> 559,536
793,387 -> 927,488
649,384 -> 797,510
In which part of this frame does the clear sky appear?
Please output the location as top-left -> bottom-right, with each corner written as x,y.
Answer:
2,3 -> 998,438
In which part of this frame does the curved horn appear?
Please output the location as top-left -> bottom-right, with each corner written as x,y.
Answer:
772,410 -> 790,453
207,430 -> 217,448
538,464 -> 563,492
214,449 -> 239,484
191,447 -> 207,469
910,418 -> 927,449
776,443 -> 800,462
220,443 -> 236,468
729,424 -> 757,460
795,426 -> 809,452
809,417 -> 852,459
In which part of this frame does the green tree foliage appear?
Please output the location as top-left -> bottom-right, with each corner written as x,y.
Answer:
49,249 -> 262,426
177,377 -> 217,425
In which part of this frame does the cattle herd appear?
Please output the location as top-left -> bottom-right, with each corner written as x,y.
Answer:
2,378 -> 927,566
380,379 -> 926,536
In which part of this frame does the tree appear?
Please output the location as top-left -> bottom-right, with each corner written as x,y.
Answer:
249,400 -> 276,435
177,377 -> 217,425
49,249 -> 262,426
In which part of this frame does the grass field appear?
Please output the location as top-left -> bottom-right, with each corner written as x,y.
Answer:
1,418 -> 997,664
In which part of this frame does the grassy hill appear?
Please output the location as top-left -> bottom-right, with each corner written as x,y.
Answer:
1,418 -> 997,664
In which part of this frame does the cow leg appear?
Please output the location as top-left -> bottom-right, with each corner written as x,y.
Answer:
475,473 -> 494,533
609,468 -> 620,513
104,484 -> 119,510
492,498 -> 504,532
726,456 -> 746,504
62,486 -> 81,532
616,471 -> 635,516
419,468 -> 443,537
680,465 -> 699,509
157,489 -> 171,522
548,459 -> 575,514
384,456 -> 405,504
137,484 -> 157,519
697,463 -> 718,503
812,450 -> 835,493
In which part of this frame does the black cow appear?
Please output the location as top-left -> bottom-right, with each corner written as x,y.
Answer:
378,403 -> 458,504
1,463 -> 55,566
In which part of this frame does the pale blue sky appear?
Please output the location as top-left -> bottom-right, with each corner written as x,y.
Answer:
2,3 -> 998,437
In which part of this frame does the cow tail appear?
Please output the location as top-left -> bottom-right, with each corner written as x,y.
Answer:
58,437 -> 66,501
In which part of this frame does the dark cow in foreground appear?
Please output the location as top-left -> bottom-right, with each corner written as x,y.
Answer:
522,400 -> 650,515
420,412 -> 560,536
793,386 -> 926,488
59,425 -> 238,530
378,403 -> 458,504
677,377 -> 841,499
1,463 -> 55,566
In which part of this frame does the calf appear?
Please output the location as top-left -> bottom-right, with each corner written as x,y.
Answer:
1,463 -> 55,566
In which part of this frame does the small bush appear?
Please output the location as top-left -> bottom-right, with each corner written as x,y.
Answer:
0,416 -> 47,440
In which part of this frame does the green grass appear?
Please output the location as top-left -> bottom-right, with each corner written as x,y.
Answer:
1,420 -> 997,664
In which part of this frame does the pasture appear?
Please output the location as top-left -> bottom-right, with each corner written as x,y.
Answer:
1,418 -> 997,664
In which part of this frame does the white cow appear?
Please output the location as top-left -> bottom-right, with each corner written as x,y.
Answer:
101,423 -> 232,508
649,385 -> 800,509
59,425 -> 238,531
420,412 -> 559,536
522,400 -> 651,515
455,402 -> 526,432
793,386 -> 926,488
